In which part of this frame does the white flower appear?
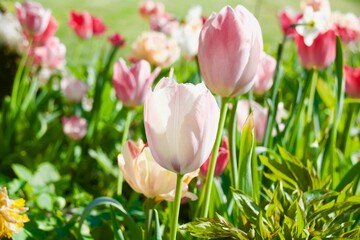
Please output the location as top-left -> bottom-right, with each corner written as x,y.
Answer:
296,6 -> 328,46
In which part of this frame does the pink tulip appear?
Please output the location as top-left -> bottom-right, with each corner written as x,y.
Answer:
130,31 -> 180,68
118,140 -> 198,202
198,5 -> 263,98
32,36 -> 66,69
112,58 -> 160,107
15,1 -> 51,35
253,52 -> 276,95
68,11 -> 106,39
31,16 -> 58,46
108,33 -> 125,48
62,116 -> 87,140
278,7 -> 302,35
344,65 -> 360,98
200,136 -> 229,177
144,77 -> 220,174
60,77 -> 88,103
331,11 -> 360,44
294,29 -> 336,69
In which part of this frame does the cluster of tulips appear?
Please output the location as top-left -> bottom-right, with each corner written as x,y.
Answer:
0,0 -> 359,239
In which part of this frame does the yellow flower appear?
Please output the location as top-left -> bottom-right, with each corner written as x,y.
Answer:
0,187 -> 29,239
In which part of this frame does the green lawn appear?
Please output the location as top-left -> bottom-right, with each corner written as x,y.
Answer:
12,0 -> 360,58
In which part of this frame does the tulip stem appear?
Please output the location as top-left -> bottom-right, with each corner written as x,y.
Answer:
169,174 -> 184,240
228,97 -> 239,189
144,198 -> 155,240
202,97 -> 229,218
117,109 -> 134,195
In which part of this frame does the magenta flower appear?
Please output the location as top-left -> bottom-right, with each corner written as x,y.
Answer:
344,65 -> 360,98
108,33 -> 125,48
144,77 -> 220,174
294,29 -> 336,69
32,36 -> 66,69
200,136 -> 229,177
112,58 -> 160,107
198,5 -> 263,98
68,11 -> 106,39
62,116 -> 87,140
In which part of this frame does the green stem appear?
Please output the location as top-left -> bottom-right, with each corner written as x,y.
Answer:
201,97 -> 229,218
263,41 -> 285,148
169,174 -> 184,240
228,97 -> 239,189
341,104 -> 358,155
144,198 -> 155,240
306,70 -> 317,123
118,109 -> 134,195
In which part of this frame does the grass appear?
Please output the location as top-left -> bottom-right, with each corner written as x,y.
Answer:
6,0 -> 360,59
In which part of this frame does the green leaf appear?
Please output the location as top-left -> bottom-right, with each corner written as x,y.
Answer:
316,77 -> 335,108
36,192 -> 53,211
78,197 -> 141,240
89,148 -> 118,177
336,161 -> 360,192
12,164 -> 32,181
238,113 -> 257,200
154,209 -> 161,240
32,162 -> 60,185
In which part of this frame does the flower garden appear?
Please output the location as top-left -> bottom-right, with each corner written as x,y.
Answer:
0,0 -> 359,239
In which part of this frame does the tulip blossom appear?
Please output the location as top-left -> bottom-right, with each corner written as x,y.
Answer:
344,65 -> 360,98
112,58 -> 160,107
278,7 -> 302,36
15,1 -> 51,35
144,77 -> 220,174
0,187 -> 29,239
60,77 -> 88,103
149,14 -> 179,35
172,5 -> 203,58
331,11 -> 360,44
237,100 -> 285,143
62,115 -> 87,140
32,36 -> 66,69
138,1 -> 165,18
294,29 -> 336,69
200,136 -> 229,177
130,31 -> 180,68
118,140 -> 198,201
31,16 -> 58,46
198,5 -> 263,98
300,0 -> 331,18
252,52 -> 277,95
68,11 -> 106,39
108,33 -> 126,48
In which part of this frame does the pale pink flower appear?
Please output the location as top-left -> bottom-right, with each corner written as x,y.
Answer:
144,77 -> 220,174
198,5 -> 263,98
60,77 -> 88,103
112,58 -> 160,107
138,1 -> 165,18
278,7 -> 302,35
331,11 -> 360,44
253,52 -> 276,95
118,140 -> 198,202
32,36 -> 66,69
31,16 -> 58,46
15,1 -> 51,35
62,115 -> 87,140
130,31 -> 180,68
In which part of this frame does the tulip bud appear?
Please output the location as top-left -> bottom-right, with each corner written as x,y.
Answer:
198,5 -> 263,97
200,136 -> 229,177
62,115 -> 87,140
144,77 -> 220,174
112,58 -> 160,107
344,65 -> 360,98
108,33 -> 125,48
252,52 -> 276,95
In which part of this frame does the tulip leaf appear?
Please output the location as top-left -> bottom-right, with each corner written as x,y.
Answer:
316,77 -> 335,108
154,209 -> 161,240
238,113 -> 258,200
78,197 -> 141,240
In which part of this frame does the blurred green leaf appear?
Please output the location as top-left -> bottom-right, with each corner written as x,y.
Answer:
12,164 -> 32,181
